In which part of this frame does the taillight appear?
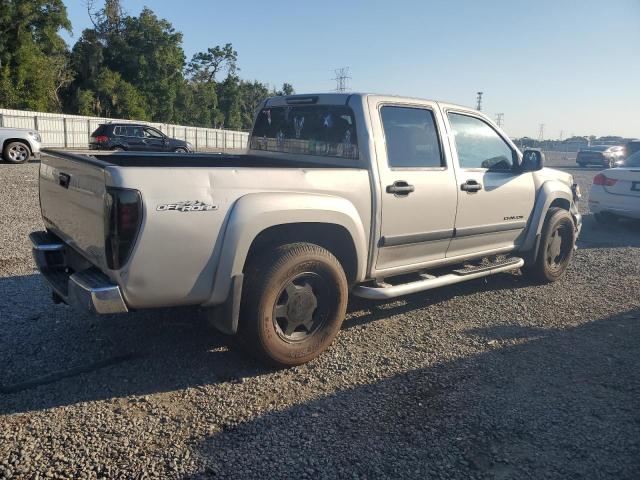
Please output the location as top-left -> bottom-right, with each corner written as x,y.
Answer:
94,135 -> 108,143
593,173 -> 618,186
105,188 -> 142,269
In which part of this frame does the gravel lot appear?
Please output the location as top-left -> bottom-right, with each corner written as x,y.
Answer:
1,155 -> 639,479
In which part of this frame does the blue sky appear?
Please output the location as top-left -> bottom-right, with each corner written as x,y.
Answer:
62,0 -> 640,138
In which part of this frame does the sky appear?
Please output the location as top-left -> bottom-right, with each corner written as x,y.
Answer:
62,0 -> 640,139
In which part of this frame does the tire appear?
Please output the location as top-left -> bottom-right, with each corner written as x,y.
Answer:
2,141 -> 31,164
174,147 -> 188,153
577,162 -> 586,168
111,146 -> 125,152
524,207 -> 576,283
239,242 -> 348,367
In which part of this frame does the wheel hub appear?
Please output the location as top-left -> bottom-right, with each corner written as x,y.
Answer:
273,272 -> 328,342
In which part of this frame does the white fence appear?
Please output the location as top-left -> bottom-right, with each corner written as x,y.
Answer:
0,108 -> 250,151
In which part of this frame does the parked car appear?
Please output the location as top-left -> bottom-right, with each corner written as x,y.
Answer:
31,93 -> 582,367
576,145 -> 625,168
0,127 -> 42,163
589,150 -> 640,223
89,123 -> 193,153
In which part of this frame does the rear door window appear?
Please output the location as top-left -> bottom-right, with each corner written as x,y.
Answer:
380,106 -> 444,168
251,105 -> 358,159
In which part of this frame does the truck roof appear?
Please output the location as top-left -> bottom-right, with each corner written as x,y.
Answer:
264,93 -> 474,112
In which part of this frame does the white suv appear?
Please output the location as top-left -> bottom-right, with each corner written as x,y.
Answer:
1,127 -> 42,164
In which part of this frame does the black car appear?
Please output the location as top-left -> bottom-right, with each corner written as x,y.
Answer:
89,123 -> 193,153
576,145 -> 625,168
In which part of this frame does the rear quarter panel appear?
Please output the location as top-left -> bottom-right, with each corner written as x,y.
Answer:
106,166 -> 371,309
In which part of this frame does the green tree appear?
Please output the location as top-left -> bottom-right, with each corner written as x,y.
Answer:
95,68 -> 148,119
0,0 -> 72,110
103,8 -> 185,122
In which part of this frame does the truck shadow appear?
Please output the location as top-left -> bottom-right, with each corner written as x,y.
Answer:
0,270 -> 539,415
187,309 -> 640,479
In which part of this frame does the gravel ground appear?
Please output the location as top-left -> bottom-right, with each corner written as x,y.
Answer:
1,155 -> 639,479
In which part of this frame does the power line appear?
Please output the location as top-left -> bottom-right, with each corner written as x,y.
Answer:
495,113 -> 504,128
476,91 -> 483,111
333,67 -> 351,93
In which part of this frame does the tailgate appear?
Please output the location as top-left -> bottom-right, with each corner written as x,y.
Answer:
39,151 -> 110,269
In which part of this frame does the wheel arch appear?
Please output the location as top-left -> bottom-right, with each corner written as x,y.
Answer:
2,137 -> 32,152
521,180 -> 574,254
204,192 -> 368,307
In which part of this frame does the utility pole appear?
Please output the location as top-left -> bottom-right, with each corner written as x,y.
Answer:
333,67 -> 351,93
537,124 -> 545,142
559,130 -> 564,141
495,113 -> 504,128
476,92 -> 483,111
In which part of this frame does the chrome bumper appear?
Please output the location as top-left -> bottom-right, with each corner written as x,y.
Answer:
29,231 -> 128,314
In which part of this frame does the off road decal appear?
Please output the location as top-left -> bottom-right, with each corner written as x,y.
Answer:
156,200 -> 218,212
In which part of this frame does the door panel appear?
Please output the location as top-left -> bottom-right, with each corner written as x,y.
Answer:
368,97 -> 458,272
445,111 -> 535,257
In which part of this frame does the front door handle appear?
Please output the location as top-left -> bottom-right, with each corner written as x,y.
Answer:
460,180 -> 482,193
386,180 -> 415,196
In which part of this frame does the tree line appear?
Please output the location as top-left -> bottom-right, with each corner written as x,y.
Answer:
0,0 -> 293,130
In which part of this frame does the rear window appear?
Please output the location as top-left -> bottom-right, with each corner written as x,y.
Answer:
250,105 -> 358,160
91,125 -> 109,136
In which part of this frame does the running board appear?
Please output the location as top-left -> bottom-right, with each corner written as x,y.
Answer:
352,257 -> 524,300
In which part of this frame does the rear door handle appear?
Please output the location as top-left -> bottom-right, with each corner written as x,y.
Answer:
461,180 -> 482,193
386,181 -> 415,196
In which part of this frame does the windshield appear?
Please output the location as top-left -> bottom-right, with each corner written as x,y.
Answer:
250,105 -> 358,160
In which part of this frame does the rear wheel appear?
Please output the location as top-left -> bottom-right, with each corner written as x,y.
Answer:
2,141 -> 31,164
239,242 -> 348,367
524,207 -> 575,283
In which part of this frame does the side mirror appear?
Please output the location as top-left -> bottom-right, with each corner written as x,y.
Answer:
522,149 -> 545,171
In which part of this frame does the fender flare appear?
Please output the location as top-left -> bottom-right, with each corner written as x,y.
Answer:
520,180 -> 574,253
203,191 -> 368,308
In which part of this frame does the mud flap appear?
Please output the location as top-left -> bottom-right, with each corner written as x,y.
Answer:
205,274 -> 244,335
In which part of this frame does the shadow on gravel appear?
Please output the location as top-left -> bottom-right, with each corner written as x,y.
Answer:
0,269 -> 536,415
0,274 -> 268,415
577,213 -> 640,250
189,309 -> 640,479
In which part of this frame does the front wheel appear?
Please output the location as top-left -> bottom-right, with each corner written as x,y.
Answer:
524,207 -> 576,283
239,242 -> 348,367
174,147 -> 188,153
3,141 -> 31,164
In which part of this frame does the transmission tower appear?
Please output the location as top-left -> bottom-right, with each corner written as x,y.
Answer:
333,67 -> 351,93
537,124 -> 545,142
495,113 -> 504,128
476,92 -> 483,111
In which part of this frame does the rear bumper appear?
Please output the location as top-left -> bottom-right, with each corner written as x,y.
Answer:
29,231 -> 128,314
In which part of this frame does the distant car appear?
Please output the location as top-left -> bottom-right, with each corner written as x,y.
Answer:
89,123 -> 193,153
589,151 -> 640,223
576,145 -> 625,168
0,127 -> 42,164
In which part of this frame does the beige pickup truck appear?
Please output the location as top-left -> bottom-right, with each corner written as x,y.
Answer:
31,93 -> 582,366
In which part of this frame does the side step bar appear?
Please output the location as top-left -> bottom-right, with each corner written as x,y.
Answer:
352,257 -> 524,300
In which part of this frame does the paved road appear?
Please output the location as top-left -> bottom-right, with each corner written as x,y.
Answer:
0,155 -> 638,479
